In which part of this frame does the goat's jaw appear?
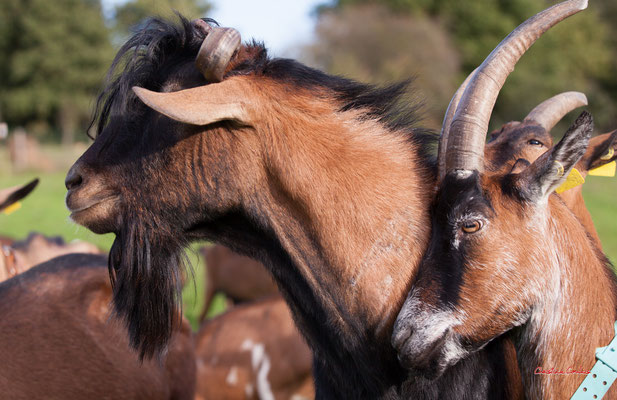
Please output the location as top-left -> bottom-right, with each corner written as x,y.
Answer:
66,189 -> 120,234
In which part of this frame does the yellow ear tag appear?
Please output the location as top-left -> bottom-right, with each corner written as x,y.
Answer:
600,148 -> 615,161
588,161 -> 616,177
556,168 -> 585,194
2,202 -> 21,215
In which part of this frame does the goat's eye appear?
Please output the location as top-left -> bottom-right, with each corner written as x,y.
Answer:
462,220 -> 483,234
527,139 -> 543,146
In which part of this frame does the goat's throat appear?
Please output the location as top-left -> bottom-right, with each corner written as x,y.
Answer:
254,132 -> 433,347
519,247 -> 617,398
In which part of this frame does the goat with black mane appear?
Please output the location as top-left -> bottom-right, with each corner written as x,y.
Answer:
65,1 -> 586,397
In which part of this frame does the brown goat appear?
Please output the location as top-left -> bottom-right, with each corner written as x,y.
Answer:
199,244 -> 278,321
0,178 -> 38,213
65,2 -> 587,397
484,92 -> 617,248
0,253 -> 196,399
394,111 -> 617,399
195,296 -> 313,400
1,232 -> 102,279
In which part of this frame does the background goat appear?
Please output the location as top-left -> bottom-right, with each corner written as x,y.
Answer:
0,254 -> 196,399
195,295 -> 313,400
199,244 -> 278,322
484,91 -> 617,247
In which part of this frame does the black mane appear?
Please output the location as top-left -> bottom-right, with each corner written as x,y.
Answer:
90,15 -> 435,156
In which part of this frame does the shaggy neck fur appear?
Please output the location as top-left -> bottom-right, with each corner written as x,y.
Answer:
181,84 -> 512,398
517,199 -> 617,399
194,93 -> 432,394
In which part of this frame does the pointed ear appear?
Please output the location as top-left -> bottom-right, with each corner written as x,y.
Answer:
578,130 -> 617,172
0,178 -> 39,212
515,112 -> 593,203
132,78 -> 253,126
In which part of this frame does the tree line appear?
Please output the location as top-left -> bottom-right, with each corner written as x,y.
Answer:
1,0 -> 615,144
309,0 -> 617,134
0,0 -> 210,145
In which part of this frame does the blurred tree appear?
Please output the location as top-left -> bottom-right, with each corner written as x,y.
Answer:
113,0 -> 212,39
304,5 -> 460,128
0,0 -> 114,146
314,0 -> 617,133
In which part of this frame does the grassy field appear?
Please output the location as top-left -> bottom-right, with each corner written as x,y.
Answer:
1,147 -> 616,329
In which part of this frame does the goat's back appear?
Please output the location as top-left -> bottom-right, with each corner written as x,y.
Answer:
0,253 -> 195,400
195,295 -> 313,400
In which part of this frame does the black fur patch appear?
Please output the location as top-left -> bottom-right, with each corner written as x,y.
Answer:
425,171 -> 492,306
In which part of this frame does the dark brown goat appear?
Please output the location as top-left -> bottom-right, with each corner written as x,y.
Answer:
199,244 -> 278,322
65,2 -> 586,397
558,130 -> 617,247
195,296 -> 313,400
0,254 -> 196,399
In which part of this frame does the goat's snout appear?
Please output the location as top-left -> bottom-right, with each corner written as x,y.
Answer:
65,163 -> 84,191
392,298 -> 464,379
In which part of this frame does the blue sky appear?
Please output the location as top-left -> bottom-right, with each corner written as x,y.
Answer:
102,0 -> 325,57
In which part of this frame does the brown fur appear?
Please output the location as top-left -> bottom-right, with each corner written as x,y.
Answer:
9,232 -> 102,277
458,177 -> 617,398
195,296 -> 313,400
393,115 -> 617,399
0,254 -> 196,400
487,122 -> 617,248
199,244 -> 278,322
558,130 -> 617,248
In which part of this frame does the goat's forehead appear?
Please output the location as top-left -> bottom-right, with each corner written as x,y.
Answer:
437,174 -> 519,222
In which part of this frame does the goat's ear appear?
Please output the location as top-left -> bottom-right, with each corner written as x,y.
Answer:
579,130 -> 617,172
132,78 -> 253,126
0,178 -> 39,212
515,112 -> 593,203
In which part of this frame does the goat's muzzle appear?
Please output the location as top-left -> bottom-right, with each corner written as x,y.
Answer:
65,162 -> 120,234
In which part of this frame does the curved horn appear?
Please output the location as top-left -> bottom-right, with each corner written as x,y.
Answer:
437,69 -> 477,182
523,91 -> 587,131
195,27 -> 241,83
445,0 -> 587,175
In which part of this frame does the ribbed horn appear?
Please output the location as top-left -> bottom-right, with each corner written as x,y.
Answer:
437,69 -> 477,182
445,0 -> 587,175
195,27 -> 241,83
523,91 -> 588,131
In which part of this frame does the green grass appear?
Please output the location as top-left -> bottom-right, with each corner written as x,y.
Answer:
582,175 -> 617,264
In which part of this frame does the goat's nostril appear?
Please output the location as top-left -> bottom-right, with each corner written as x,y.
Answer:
65,166 -> 84,190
